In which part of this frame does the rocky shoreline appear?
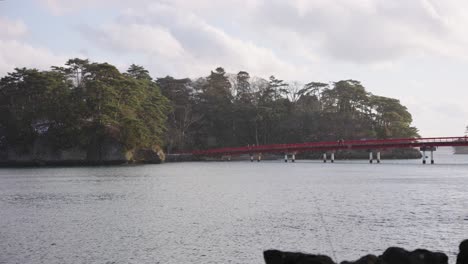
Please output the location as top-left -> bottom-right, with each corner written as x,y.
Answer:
0,139 -> 422,166
0,137 -> 164,167
264,239 -> 467,264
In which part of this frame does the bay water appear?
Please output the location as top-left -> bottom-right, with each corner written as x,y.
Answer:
1,148 -> 467,264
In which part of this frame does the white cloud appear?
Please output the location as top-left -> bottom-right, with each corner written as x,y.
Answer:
0,40 -> 67,76
41,0 -> 262,15
84,23 -> 186,58
0,17 -> 69,76
79,2 -> 300,79
40,0 -> 111,15
0,17 -> 28,39
41,0 -> 468,64
250,0 -> 468,63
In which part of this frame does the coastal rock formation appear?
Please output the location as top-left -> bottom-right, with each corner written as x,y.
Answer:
457,240 -> 468,264
341,255 -> 377,264
377,247 -> 447,264
0,136 -> 164,166
263,241 -> 468,264
263,250 -> 335,264
132,147 -> 165,164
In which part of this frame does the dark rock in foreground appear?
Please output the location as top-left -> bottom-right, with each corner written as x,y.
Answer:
341,254 -> 377,264
264,240 -> 468,264
264,250 -> 335,264
457,240 -> 468,264
378,247 -> 448,264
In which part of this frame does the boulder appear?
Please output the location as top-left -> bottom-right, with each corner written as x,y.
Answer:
341,255 -> 377,264
376,247 -> 447,264
263,249 -> 335,264
263,246 -> 452,264
457,240 -> 468,264
132,147 -> 164,164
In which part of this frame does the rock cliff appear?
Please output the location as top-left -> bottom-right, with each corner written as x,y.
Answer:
0,137 -> 164,166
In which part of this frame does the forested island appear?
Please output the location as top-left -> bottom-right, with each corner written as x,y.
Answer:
0,59 -> 420,165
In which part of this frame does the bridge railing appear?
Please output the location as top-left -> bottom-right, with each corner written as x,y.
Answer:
187,136 -> 468,155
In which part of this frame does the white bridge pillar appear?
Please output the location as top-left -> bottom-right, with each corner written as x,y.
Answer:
284,154 -> 288,163
377,152 -> 381,163
369,152 -> 373,163
421,146 -> 436,164
331,152 -> 335,163
323,153 -> 327,163
292,154 -> 296,163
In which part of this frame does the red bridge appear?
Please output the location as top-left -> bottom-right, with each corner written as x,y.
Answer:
181,136 -> 468,164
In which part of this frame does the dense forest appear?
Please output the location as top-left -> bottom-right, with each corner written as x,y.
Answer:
0,59 -> 170,159
158,67 -> 419,152
0,59 -> 419,159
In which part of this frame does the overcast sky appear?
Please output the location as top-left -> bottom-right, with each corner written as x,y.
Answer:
1,0 -> 467,137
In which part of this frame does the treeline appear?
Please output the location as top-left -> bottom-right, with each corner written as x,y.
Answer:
0,59 -> 170,153
158,67 -> 419,152
0,59 -> 419,154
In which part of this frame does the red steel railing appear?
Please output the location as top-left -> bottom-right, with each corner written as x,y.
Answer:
178,136 -> 468,156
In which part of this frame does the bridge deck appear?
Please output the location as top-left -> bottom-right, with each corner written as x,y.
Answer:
185,136 -> 468,156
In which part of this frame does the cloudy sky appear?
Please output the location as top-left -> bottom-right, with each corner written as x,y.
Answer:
1,0 -> 467,136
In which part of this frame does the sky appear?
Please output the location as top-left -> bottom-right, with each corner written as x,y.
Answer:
0,0 -> 467,137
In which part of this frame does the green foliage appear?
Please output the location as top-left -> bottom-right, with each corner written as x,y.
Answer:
0,68 -> 75,148
126,64 -> 152,81
159,70 -> 419,152
0,59 -> 170,151
0,61 -> 419,154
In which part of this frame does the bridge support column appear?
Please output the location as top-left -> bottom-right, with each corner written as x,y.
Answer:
331,152 -> 335,163
377,152 -> 381,163
250,154 -> 254,162
257,153 -> 262,162
292,154 -> 296,162
422,150 -> 426,164
431,150 -> 434,164
369,152 -> 373,164
284,154 -> 288,163
323,153 -> 327,163
227,155 -> 231,161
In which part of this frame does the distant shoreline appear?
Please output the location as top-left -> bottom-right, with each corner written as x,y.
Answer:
0,147 -> 423,167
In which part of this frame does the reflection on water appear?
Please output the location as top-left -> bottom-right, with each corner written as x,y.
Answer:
1,148 -> 467,264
